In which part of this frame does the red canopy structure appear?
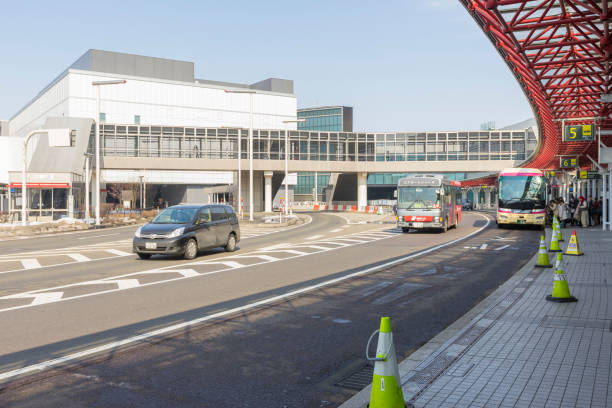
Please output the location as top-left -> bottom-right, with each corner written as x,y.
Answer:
460,0 -> 611,170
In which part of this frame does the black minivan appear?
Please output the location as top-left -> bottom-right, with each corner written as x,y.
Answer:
133,204 -> 240,260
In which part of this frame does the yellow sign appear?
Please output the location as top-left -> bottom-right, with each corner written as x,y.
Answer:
579,171 -> 587,179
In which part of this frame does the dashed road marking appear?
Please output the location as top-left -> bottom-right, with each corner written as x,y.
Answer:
495,244 -> 511,251
78,233 -> 120,240
105,249 -> 131,256
330,229 -> 342,233
480,244 -> 488,250
306,235 -> 323,240
68,253 -> 91,262
20,259 -> 41,269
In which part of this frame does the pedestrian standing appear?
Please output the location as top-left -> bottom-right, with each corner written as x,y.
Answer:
587,196 -> 594,226
579,196 -> 589,228
558,200 -> 569,228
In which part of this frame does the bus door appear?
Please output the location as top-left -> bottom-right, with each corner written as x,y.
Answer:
444,185 -> 455,226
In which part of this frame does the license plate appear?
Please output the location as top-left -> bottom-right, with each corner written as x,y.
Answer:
413,222 -> 424,228
517,219 -> 526,224
145,242 -> 157,249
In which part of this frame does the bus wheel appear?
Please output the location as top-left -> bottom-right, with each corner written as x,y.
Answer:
402,227 -> 410,233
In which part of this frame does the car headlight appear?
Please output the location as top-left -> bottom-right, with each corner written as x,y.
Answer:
134,227 -> 142,238
167,227 -> 185,238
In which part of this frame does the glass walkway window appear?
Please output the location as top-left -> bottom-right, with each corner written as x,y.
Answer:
98,124 -> 532,162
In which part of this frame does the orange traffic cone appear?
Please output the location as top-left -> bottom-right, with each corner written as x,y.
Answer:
564,229 -> 583,256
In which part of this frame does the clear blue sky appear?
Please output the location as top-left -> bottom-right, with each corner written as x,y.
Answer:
0,0 -> 533,132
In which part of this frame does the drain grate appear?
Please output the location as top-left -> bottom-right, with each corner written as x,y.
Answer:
335,364 -> 373,391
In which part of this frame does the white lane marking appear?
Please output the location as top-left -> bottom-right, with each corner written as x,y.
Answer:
255,249 -> 308,256
78,233 -> 120,240
135,269 -> 200,278
306,235 -> 323,240
20,259 -> 41,269
5,292 -> 64,305
68,254 -> 91,262
105,249 -> 132,256
330,229 -> 342,233
313,241 -> 352,247
333,238 -> 368,243
495,244 -> 510,251
480,244 -> 488,250
0,214 -> 491,382
232,254 -> 280,262
86,279 -> 140,290
284,244 -> 331,251
342,225 -> 350,228
190,261 -> 245,269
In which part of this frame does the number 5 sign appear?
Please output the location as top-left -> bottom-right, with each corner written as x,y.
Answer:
563,124 -> 594,142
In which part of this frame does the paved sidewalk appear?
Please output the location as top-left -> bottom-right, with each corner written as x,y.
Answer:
341,226 -> 612,408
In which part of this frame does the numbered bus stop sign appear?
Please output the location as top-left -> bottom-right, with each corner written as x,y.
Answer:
559,157 -> 577,169
563,124 -> 594,142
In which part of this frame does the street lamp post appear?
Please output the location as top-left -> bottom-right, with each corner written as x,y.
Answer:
220,126 -> 245,218
282,119 -> 306,215
224,89 -> 256,221
84,152 -> 93,223
92,79 -> 126,226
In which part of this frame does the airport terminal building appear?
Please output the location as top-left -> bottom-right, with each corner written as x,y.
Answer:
0,50 -> 536,221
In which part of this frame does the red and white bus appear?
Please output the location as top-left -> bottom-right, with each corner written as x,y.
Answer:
396,175 -> 462,233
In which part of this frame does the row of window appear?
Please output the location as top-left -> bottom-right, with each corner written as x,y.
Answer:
95,125 -> 533,162
297,108 -> 342,117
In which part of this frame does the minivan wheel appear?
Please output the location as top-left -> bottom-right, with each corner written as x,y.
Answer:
225,234 -> 236,252
137,253 -> 151,259
184,239 -> 198,260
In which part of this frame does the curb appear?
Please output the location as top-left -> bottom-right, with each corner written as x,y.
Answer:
339,224 -> 542,408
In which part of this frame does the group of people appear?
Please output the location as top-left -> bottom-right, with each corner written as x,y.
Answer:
548,195 -> 603,228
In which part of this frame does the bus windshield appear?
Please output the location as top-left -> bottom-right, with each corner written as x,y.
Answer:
398,186 -> 440,209
499,176 -> 546,209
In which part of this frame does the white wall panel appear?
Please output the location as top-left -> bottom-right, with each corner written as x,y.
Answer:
102,169 -> 233,184
66,71 -> 297,129
9,75 -> 70,137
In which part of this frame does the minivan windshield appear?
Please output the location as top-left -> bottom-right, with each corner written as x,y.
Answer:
151,207 -> 198,224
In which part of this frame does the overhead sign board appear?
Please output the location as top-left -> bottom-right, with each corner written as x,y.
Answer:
579,170 -> 601,180
563,124 -> 594,142
559,157 -> 577,169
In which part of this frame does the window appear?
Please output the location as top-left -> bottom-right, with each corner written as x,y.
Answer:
211,206 -> 227,221
197,208 -> 212,223
99,113 -> 106,123
134,115 -> 141,125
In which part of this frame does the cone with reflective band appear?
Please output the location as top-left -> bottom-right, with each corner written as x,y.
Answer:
548,227 -> 562,252
546,253 -> 577,303
369,317 -> 405,408
564,229 -> 583,256
555,218 -> 564,242
535,235 -> 553,268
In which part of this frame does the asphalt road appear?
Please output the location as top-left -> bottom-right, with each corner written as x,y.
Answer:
0,212 -> 541,407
